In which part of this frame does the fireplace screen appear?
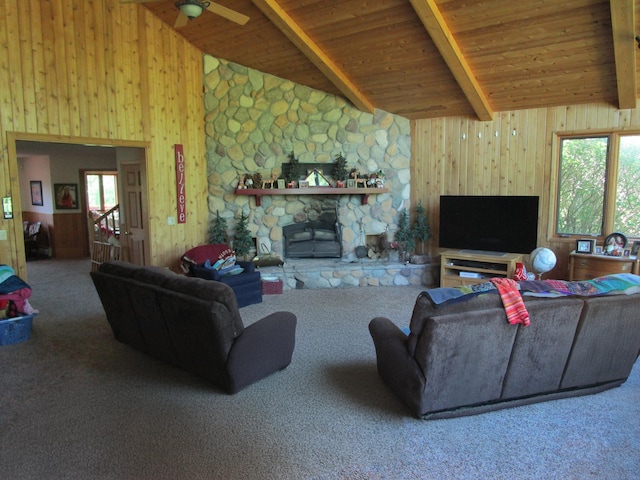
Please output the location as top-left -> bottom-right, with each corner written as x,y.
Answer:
283,220 -> 342,258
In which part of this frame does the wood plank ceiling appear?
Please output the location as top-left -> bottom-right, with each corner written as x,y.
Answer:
131,0 -> 639,120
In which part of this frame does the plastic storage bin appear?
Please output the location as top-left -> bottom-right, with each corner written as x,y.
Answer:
0,314 -> 35,346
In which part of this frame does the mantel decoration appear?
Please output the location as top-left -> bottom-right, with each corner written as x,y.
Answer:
332,152 -> 349,187
283,151 -> 301,187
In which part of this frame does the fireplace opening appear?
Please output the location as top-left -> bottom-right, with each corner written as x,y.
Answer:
283,213 -> 342,259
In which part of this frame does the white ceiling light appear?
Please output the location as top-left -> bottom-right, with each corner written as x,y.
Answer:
175,0 -> 210,19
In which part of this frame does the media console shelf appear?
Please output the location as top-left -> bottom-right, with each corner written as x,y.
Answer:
235,187 -> 388,206
440,250 -> 523,287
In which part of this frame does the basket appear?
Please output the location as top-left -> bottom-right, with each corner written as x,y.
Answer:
0,314 -> 35,346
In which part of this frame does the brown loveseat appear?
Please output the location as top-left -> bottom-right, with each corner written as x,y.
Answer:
91,261 -> 296,393
369,275 -> 640,419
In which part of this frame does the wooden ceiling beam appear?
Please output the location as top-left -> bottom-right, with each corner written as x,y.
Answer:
409,0 -> 493,121
610,0 -> 637,110
251,0 -> 375,114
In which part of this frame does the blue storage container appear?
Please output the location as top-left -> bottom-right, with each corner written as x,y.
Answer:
0,314 -> 35,346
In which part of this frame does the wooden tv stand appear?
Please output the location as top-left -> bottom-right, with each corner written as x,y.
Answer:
440,250 -> 523,287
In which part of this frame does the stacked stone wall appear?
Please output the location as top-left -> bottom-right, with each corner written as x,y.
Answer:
203,55 -> 411,260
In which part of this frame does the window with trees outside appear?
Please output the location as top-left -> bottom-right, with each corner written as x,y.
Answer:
555,133 -> 640,240
86,172 -> 118,213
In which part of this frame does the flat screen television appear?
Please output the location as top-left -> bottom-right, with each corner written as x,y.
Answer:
439,195 -> 539,255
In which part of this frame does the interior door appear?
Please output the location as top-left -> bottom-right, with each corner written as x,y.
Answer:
121,163 -> 148,265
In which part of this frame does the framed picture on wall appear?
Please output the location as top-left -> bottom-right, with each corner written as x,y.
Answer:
54,183 -> 78,209
30,181 -> 43,206
631,241 -> 640,256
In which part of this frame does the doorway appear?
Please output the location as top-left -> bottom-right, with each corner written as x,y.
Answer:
9,133 -> 150,279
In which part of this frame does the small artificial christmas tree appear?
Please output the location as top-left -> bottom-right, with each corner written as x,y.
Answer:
395,209 -> 415,261
209,210 -> 228,244
332,152 -> 349,183
283,151 -> 301,184
233,211 -> 254,259
411,200 -> 431,255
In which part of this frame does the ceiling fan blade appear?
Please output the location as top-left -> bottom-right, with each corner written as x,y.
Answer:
174,12 -> 189,28
207,3 -> 250,25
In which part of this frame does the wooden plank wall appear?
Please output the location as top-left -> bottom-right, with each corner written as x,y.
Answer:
411,103 -> 640,279
0,0 -> 208,279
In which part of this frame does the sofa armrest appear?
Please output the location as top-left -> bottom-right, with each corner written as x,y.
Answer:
369,317 -> 426,417
236,260 -> 256,273
192,261 -> 255,280
191,265 -> 222,281
225,311 -> 297,393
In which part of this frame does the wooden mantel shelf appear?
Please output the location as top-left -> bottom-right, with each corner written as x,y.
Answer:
235,187 -> 389,206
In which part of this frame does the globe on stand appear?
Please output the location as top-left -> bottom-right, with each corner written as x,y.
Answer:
530,247 -> 557,280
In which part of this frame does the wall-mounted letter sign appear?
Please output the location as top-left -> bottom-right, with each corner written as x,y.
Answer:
175,144 -> 186,224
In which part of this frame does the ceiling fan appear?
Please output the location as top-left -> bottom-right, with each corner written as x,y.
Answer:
122,1 -> 250,28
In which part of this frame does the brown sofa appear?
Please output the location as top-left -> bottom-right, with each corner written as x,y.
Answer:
369,279 -> 640,419
91,261 -> 296,393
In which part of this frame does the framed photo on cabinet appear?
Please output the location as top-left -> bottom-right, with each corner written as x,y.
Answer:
576,239 -> 595,254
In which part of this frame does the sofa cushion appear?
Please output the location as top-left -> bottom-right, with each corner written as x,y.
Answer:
501,297 -> 584,399
413,307 -> 518,413
561,293 -> 640,389
407,292 -> 505,355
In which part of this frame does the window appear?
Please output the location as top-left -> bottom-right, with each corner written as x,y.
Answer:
86,172 -> 118,213
555,133 -> 640,239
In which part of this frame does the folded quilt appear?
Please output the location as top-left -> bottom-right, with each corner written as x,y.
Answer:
422,273 -> 640,307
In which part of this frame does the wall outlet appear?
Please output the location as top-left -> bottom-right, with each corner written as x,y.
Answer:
0,230 -> 7,241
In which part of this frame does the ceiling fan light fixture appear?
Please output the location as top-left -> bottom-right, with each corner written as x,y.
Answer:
176,0 -> 210,19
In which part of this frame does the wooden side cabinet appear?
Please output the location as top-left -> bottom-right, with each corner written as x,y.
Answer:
569,251 -> 639,281
440,250 -> 523,287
